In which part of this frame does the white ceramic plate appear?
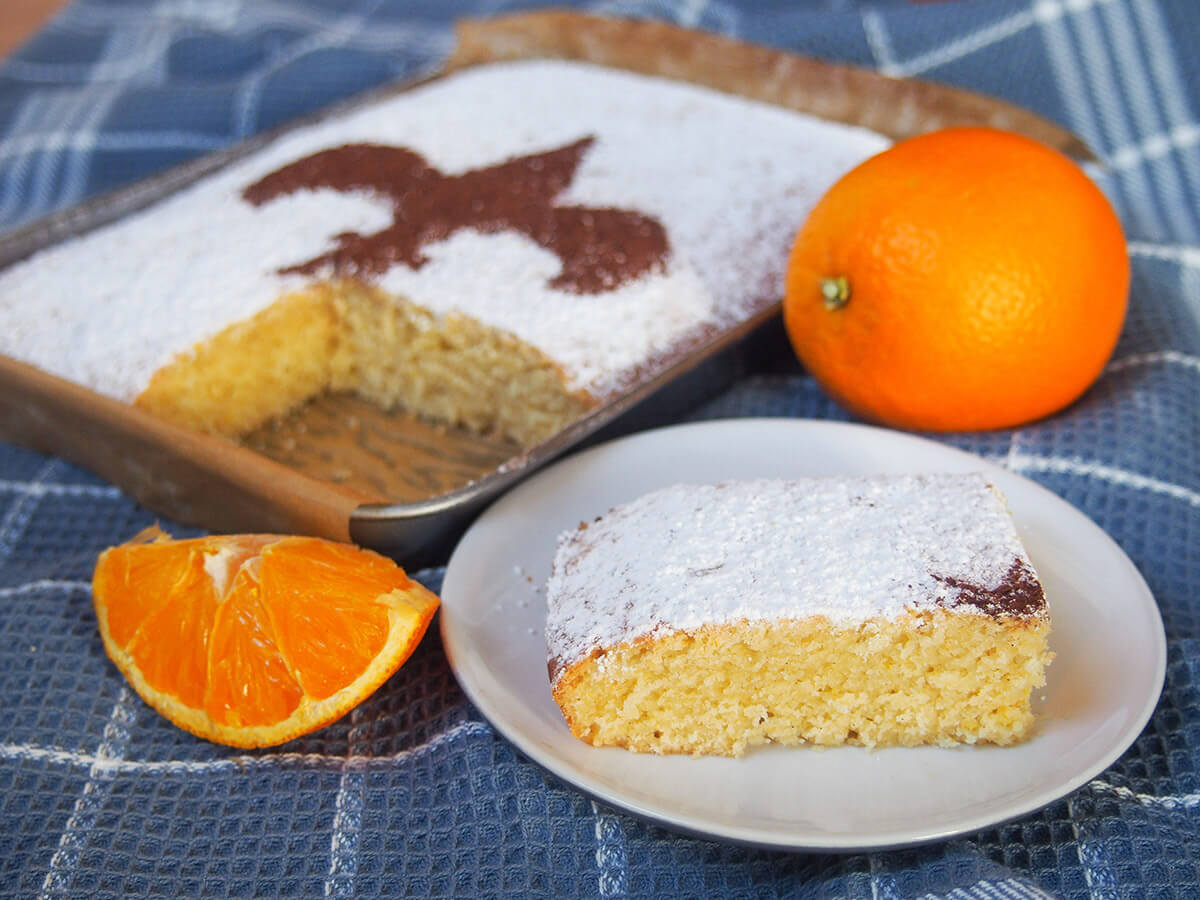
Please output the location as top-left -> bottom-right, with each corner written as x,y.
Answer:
440,419 -> 1167,851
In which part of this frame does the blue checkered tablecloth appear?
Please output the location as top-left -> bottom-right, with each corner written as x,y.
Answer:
1,1 -> 1198,897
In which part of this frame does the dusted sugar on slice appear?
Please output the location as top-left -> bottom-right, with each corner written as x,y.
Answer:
545,473 -> 1052,756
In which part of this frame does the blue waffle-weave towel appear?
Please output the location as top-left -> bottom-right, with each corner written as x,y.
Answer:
1,1 -> 1198,897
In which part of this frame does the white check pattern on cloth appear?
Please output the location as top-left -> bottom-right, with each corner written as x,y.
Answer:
0,0 -> 1198,898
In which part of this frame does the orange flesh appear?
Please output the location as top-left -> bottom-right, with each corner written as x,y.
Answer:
258,539 -> 396,700
95,542 -> 191,647
206,559 -> 305,728
126,552 -> 218,710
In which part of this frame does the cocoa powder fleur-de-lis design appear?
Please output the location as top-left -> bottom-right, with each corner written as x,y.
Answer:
241,136 -> 670,294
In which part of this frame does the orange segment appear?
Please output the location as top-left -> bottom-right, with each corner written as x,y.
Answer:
92,528 -> 190,647
206,559 -> 305,729
92,528 -> 440,748
126,549 -> 218,710
258,538 -> 398,700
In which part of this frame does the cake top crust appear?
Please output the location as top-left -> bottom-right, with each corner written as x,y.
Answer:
545,473 -> 1048,680
0,60 -> 887,404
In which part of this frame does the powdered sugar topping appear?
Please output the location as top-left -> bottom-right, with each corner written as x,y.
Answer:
544,473 -> 1045,678
0,60 -> 887,402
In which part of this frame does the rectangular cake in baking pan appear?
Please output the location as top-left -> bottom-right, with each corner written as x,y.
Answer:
0,60 -> 886,447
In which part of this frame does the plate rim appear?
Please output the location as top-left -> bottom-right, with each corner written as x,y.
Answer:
439,417 -> 1168,851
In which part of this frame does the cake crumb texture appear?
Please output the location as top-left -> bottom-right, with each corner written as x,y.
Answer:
553,610 -> 1050,756
137,280 -> 593,445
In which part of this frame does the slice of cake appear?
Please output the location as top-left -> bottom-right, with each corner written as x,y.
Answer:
0,60 -> 887,447
545,473 -> 1052,756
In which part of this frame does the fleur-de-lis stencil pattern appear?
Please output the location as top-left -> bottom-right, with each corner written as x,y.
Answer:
242,137 -> 671,294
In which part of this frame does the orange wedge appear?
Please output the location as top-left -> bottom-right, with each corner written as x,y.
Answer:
92,526 -> 440,748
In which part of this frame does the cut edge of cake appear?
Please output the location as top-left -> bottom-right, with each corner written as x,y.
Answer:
550,605 -> 1052,757
134,282 -> 598,446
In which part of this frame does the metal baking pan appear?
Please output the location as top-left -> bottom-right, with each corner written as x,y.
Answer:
0,11 -> 1090,567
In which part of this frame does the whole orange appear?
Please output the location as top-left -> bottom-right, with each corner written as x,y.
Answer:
783,127 -> 1129,431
